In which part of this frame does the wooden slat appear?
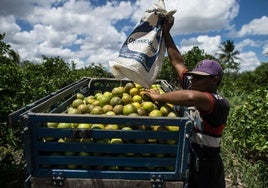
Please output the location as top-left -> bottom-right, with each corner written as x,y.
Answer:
30,178 -> 184,188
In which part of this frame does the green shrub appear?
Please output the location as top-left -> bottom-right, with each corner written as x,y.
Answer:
222,88 -> 268,187
228,88 -> 268,161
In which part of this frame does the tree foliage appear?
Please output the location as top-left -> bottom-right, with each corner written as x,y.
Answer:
157,57 -> 179,88
220,62 -> 268,98
0,34 -> 113,177
228,88 -> 268,161
0,33 -> 20,63
183,46 -> 216,71
0,33 -> 11,56
217,40 -> 240,73
0,33 -> 23,114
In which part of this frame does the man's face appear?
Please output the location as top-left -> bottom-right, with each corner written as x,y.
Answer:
189,75 -> 215,91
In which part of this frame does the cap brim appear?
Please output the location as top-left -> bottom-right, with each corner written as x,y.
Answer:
184,71 -> 210,76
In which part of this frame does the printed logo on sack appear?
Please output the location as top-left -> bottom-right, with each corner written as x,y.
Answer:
119,18 -> 163,72
128,33 -> 158,56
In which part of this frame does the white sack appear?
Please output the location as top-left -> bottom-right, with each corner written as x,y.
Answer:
109,0 -> 176,88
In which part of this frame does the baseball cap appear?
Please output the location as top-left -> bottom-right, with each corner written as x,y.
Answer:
185,59 -> 223,80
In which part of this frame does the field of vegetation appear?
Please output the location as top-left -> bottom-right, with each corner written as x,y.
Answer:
1,33 -> 267,187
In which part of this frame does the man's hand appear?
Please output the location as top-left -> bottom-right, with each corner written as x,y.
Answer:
163,17 -> 174,34
141,89 -> 161,102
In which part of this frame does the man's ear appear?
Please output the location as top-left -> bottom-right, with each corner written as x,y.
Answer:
213,76 -> 221,86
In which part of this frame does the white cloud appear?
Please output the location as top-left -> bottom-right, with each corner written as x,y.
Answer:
69,57 -> 86,69
36,41 -> 73,58
10,24 -> 77,61
0,0 -> 134,68
237,51 -> 261,72
179,36 -> 263,72
236,39 -> 259,51
86,48 -> 118,69
165,0 -> 239,34
229,16 -> 268,37
131,0 -> 150,23
0,0 -> 265,73
0,16 -> 20,35
180,35 -> 221,55
263,43 -> 268,55
0,0 -> 53,17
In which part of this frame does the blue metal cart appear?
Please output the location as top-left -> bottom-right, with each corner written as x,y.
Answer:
9,78 -> 193,188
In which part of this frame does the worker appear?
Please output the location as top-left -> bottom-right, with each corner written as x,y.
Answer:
142,18 -> 230,188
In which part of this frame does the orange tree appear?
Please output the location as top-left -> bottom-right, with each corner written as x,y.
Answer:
228,88 -> 268,161
0,34 -> 113,188
220,63 -> 268,187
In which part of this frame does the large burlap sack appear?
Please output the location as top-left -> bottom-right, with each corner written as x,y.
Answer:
109,0 -> 176,88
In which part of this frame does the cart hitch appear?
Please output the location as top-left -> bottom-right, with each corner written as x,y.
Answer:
52,172 -> 64,187
150,174 -> 164,188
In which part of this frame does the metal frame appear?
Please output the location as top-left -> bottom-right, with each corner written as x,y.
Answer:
9,78 -> 193,188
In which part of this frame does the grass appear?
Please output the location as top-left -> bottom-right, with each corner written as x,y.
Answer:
222,131 -> 268,188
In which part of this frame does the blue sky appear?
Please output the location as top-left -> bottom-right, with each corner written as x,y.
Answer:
0,0 -> 267,72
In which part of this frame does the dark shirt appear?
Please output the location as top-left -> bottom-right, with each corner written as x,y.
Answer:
180,70 -> 230,147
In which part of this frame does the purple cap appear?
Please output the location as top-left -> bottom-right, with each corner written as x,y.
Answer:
186,60 -> 223,79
